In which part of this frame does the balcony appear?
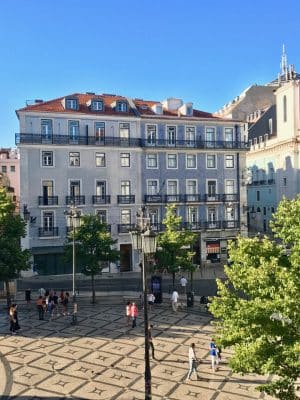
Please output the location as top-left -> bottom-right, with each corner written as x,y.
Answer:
38,227 -> 59,237
66,196 -> 85,206
92,195 -> 111,204
204,221 -> 222,230
66,224 -> 111,234
222,220 -> 240,229
222,193 -> 238,202
184,194 -> 201,202
165,194 -> 183,203
118,223 -> 136,233
117,195 -> 135,204
144,195 -> 163,203
16,133 -> 249,150
204,194 -> 222,202
182,221 -> 202,231
38,196 -> 58,206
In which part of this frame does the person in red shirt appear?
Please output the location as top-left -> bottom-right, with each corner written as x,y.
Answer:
130,302 -> 138,328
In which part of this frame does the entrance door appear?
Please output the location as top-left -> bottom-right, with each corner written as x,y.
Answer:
120,244 -> 132,272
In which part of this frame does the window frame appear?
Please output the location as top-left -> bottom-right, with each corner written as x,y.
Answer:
166,126 -> 176,146
186,154 -> 197,169
206,154 -> 217,169
66,98 -> 78,110
120,152 -> 130,167
95,152 -> 106,167
146,153 -> 158,169
91,100 -> 104,111
225,154 -> 234,168
69,152 -> 80,167
167,153 -> 178,169
147,179 -> 159,195
41,151 -> 54,167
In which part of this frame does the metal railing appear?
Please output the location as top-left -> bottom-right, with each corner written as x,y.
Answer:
38,196 -> 58,206
92,195 -> 111,204
65,196 -> 85,205
38,227 -> 59,237
117,195 -> 135,204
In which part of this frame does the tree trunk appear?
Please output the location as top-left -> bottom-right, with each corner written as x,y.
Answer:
172,272 -> 175,290
5,280 -> 11,310
91,274 -> 96,304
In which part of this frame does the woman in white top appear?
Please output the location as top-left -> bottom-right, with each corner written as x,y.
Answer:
186,343 -> 199,381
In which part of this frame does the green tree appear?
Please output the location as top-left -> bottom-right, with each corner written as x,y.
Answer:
210,195 -> 300,400
65,214 -> 119,304
0,188 -> 31,306
155,205 -> 196,288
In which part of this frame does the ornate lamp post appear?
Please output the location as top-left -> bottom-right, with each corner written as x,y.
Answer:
64,204 -> 81,302
130,208 -> 157,400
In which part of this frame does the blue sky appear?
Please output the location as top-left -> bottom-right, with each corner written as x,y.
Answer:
1,0 -> 300,147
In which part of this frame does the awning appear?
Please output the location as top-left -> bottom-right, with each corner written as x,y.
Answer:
206,243 -> 220,254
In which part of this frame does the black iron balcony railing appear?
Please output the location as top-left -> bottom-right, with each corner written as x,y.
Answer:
165,194 -> 183,203
92,195 -> 111,204
222,193 -> 239,202
118,223 -> 136,233
204,221 -> 222,229
204,194 -> 222,202
66,196 -> 85,205
182,221 -> 202,231
117,195 -> 135,204
38,227 -> 59,237
16,133 -> 249,150
184,194 -> 202,202
144,195 -> 163,203
222,220 -> 240,229
38,196 -> 58,206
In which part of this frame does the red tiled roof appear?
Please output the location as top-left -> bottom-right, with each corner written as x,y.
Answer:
16,93 -> 223,121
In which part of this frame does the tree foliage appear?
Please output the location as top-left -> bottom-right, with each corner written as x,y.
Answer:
210,195 -> 300,400
65,214 -> 120,303
155,205 -> 196,288
0,188 -> 31,302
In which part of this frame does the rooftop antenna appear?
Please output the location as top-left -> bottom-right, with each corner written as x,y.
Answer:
280,44 -> 288,77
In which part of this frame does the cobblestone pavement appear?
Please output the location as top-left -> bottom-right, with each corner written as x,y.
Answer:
0,300 -> 276,400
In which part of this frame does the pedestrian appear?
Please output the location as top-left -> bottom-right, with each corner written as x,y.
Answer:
36,296 -> 45,320
13,305 -> 21,332
171,289 -> 179,312
9,304 -> 20,334
186,343 -> 200,381
52,291 -> 59,316
130,302 -> 138,328
148,324 -> 155,359
210,338 -> 218,372
125,301 -> 131,326
216,346 -> 222,363
48,297 -> 55,321
72,302 -> 78,324
38,287 -> 46,297
62,292 -> 69,315
180,276 -> 188,294
25,288 -> 31,304
147,292 -> 155,311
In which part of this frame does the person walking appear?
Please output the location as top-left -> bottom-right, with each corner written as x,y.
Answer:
180,276 -> 188,294
9,304 -> 20,334
147,292 -> 155,312
71,302 -> 78,324
125,301 -> 131,326
210,338 -> 218,372
130,302 -> 138,328
148,324 -> 155,359
62,292 -> 69,315
171,289 -> 179,312
36,296 -> 45,320
186,343 -> 199,381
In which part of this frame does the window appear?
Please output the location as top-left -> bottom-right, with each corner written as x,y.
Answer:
257,191 -> 260,201
146,154 -> 158,168
10,165 -> 15,172
187,207 -> 198,224
186,154 -> 196,169
96,210 -> 107,223
167,180 -> 178,195
95,122 -> 105,143
167,154 -> 177,169
117,101 -> 128,112
43,211 -> 54,232
205,127 -> 216,147
225,180 -> 235,194
224,127 -> 234,143
207,207 -> 217,227
42,180 -> 54,205
186,180 -> 197,200
96,181 -> 106,196
147,180 -> 158,195
41,119 -> 53,140
91,100 -> 104,111
225,205 -> 235,226
268,118 -> 273,135
283,95 -> 287,122
69,152 -> 80,167
68,121 -> 79,141
95,152 -> 106,167
167,126 -> 176,146
207,180 -> 217,197
146,125 -> 157,145
225,155 -> 234,168
121,209 -> 131,224
185,126 -> 195,146
70,180 -> 81,197
283,177 -> 287,186
207,154 -> 216,169
66,98 -> 78,110
42,151 -> 53,166
120,153 -> 130,167
149,209 -> 159,226
121,180 -> 131,195
119,123 -> 130,139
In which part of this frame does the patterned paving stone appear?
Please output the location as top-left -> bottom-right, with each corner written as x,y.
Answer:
36,373 -> 86,395
73,381 -> 123,399
13,365 -> 53,386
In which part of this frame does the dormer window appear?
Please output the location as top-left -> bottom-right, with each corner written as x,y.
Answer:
91,100 -> 104,111
66,98 -> 78,110
116,101 -> 128,112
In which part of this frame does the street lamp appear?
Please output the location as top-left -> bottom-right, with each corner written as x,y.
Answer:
130,207 -> 157,400
64,203 -> 81,302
